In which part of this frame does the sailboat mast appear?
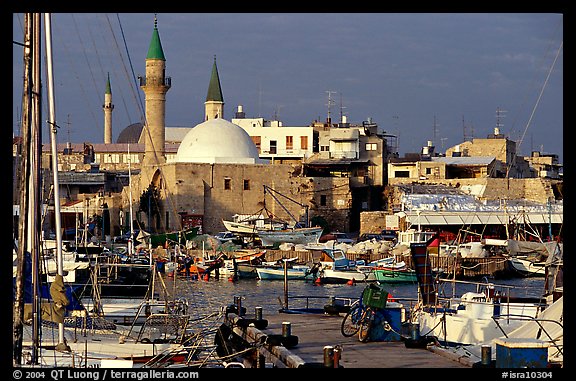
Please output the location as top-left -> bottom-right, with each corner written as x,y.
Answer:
128,144 -> 135,255
13,12 -> 38,366
44,12 -> 67,348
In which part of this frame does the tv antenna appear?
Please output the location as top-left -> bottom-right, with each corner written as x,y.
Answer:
326,90 -> 337,124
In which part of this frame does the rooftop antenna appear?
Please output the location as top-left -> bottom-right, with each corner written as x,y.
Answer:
65,114 -> 71,144
495,107 -> 507,135
339,93 -> 347,123
462,115 -> 473,141
432,115 -> 439,146
258,82 -> 262,118
326,90 -> 337,124
440,137 -> 447,150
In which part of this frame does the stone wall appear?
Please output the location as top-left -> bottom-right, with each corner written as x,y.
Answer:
130,162 -> 353,235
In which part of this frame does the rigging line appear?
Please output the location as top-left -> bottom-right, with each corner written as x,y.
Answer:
109,13 -> 146,122
97,14 -> 136,130
85,14 -> 107,87
109,15 -> 182,232
70,14 -> 102,125
51,15 -> 100,136
507,40 -> 563,177
517,40 -> 563,149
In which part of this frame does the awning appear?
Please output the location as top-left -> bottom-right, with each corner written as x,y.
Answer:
402,211 -> 563,226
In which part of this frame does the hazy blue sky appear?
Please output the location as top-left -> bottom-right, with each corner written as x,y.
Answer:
12,13 -> 563,163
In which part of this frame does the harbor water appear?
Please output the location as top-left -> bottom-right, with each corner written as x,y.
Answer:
162,275 -> 547,320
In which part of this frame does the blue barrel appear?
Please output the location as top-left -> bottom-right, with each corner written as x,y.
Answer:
368,307 -> 403,342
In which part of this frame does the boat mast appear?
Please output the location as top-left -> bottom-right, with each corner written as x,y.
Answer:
44,13 -> 69,350
128,144 -> 135,256
13,12 -> 41,366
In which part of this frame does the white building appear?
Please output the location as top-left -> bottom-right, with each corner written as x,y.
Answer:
232,105 -> 314,162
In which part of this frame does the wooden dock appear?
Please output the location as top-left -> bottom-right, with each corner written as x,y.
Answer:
221,310 -> 472,368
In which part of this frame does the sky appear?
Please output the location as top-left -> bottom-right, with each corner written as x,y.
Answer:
12,12 -> 564,164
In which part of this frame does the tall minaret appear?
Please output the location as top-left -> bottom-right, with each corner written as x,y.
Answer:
204,55 -> 224,120
140,15 -> 170,165
103,72 -> 114,144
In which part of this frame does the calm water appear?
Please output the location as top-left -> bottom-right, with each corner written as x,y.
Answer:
161,275 -> 546,319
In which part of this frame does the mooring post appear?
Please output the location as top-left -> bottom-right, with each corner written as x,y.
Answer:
333,345 -> 342,368
282,322 -> 291,337
255,306 -> 263,320
481,344 -> 492,366
323,345 -> 334,368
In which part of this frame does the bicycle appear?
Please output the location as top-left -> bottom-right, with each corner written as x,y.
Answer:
340,282 -> 388,342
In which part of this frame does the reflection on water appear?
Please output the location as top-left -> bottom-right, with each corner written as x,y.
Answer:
161,275 -> 545,319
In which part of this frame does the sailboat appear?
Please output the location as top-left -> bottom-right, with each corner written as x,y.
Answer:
12,13 -> 195,368
255,185 -> 323,247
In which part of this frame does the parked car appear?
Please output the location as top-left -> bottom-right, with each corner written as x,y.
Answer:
357,233 -> 384,242
214,231 -> 240,244
319,232 -> 356,245
380,229 -> 398,242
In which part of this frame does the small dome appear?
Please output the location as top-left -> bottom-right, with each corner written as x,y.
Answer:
116,122 -> 143,144
175,118 -> 260,164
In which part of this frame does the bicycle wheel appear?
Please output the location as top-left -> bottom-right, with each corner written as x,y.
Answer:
358,308 -> 374,342
340,303 -> 363,337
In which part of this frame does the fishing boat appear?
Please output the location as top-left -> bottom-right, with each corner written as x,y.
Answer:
255,185 -> 323,247
372,261 -> 418,283
220,250 -> 267,279
409,240 -> 548,347
257,226 -> 323,247
256,258 -> 312,281
506,256 -> 547,277
149,226 -> 200,247
222,212 -> 286,234
310,248 -> 376,284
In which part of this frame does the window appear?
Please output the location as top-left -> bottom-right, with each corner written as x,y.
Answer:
286,136 -> 293,150
270,140 -> 277,154
243,179 -> 250,190
224,178 -> 231,190
251,136 -> 261,153
426,167 -> 432,175
394,170 -> 410,178
365,143 -> 377,151
300,136 -> 308,150
320,195 -> 327,206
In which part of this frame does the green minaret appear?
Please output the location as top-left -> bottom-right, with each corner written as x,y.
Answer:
140,15 -> 170,165
103,72 -> 114,144
204,55 -> 224,120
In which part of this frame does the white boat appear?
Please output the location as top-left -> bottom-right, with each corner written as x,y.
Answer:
311,248 -> 376,284
257,226 -> 323,247
219,250 -> 267,279
256,262 -> 312,281
222,213 -> 286,234
416,281 -> 545,346
507,256 -> 547,276
409,240 -> 547,347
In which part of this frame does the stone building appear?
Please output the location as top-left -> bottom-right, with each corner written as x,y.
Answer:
125,19 -> 353,235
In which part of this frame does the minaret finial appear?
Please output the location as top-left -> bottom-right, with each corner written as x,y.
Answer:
154,14 -> 158,29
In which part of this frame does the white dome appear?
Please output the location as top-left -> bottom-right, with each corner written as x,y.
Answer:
175,118 -> 261,164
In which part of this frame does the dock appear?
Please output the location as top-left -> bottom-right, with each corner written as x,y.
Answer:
220,309 -> 473,368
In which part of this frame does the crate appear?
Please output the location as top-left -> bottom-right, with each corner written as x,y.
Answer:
362,284 -> 388,309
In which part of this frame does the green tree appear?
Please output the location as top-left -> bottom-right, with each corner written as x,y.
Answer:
139,184 -> 161,230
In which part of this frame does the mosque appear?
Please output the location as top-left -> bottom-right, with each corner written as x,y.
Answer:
124,19 -> 352,235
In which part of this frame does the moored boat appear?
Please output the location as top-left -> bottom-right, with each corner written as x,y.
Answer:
256,258 -> 312,280
257,226 -> 323,247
